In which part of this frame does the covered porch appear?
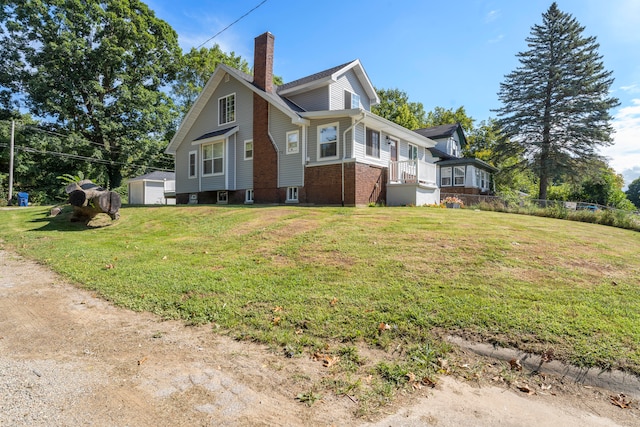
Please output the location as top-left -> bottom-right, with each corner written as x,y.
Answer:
386,160 -> 440,206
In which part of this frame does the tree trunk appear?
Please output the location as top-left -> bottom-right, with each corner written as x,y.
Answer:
66,180 -> 121,221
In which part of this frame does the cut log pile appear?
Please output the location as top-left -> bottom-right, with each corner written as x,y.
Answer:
65,180 -> 121,221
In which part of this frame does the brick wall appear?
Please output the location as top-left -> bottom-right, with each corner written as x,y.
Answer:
355,163 -> 386,205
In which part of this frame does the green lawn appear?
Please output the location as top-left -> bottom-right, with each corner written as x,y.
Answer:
1,205 -> 639,404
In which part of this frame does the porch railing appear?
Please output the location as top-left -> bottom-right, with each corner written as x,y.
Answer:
388,160 -> 437,186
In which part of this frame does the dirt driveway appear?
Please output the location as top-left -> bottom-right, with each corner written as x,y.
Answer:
1,249 -> 638,426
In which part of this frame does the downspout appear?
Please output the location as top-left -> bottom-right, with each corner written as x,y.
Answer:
341,111 -> 366,206
268,131 -> 280,189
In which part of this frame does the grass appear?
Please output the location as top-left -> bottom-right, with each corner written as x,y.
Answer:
1,204 -> 639,408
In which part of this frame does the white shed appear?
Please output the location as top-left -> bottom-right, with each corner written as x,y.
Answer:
128,171 -> 176,205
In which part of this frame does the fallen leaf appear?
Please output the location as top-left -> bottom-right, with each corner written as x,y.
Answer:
330,297 -> 338,306
509,359 -> 522,371
610,394 -> 632,409
272,316 -> 281,325
104,263 -> 114,269
541,349 -> 554,363
378,322 -> 391,333
273,306 -> 283,312
161,255 -> 167,260
517,384 -> 535,395
421,377 -> 436,388
137,356 -> 148,365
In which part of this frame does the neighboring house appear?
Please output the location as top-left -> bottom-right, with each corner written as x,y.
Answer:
414,123 -> 497,195
128,171 -> 176,205
166,32 -> 441,206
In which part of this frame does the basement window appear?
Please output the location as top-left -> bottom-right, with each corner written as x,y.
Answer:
286,187 -> 299,203
217,191 -> 228,204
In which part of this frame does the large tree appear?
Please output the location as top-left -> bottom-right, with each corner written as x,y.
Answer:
372,88 -> 426,130
172,45 -> 251,120
423,106 -> 474,133
626,177 -> 640,209
1,0 -> 181,189
494,2 -> 619,200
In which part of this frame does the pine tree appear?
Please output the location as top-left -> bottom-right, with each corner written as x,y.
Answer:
494,3 -> 619,200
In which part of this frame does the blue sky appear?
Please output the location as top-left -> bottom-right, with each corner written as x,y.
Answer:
148,0 -> 640,186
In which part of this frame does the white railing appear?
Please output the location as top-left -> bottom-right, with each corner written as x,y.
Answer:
389,160 -> 437,186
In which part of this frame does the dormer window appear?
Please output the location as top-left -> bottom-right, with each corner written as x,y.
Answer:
344,91 -> 360,109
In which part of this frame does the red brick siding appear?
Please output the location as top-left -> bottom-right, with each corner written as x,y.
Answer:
355,163 -> 386,206
252,94 -> 280,203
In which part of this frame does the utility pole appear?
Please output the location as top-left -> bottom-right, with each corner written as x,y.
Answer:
8,119 -> 15,204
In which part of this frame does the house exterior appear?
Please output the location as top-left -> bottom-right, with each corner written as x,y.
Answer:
166,32 -> 441,207
414,123 -> 497,195
128,171 -> 176,205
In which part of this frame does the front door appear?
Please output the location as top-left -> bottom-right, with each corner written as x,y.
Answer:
389,139 -> 397,182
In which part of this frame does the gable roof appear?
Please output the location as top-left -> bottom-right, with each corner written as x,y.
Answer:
166,64 -> 308,154
437,157 -> 498,172
129,171 -> 175,182
277,59 -> 380,105
414,123 -> 468,147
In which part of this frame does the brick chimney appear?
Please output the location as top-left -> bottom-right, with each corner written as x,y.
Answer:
253,32 -> 274,93
252,32 -> 279,203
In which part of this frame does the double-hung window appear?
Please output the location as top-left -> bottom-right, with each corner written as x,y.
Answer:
318,123 -> 338,160
244,140 -> 253,160
454,166 -> 465,186
366,128 -> 380,158
188,150 -> 197,178
286,130 -> 299,154
202,141 -> 224,175
441,167 -> 452,186
218,93 -> 235,125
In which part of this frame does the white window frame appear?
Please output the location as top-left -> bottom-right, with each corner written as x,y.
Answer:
365,128 -> 380,159
218,93 -> 236,126
317,122 -> 339,160
286,187 -> 299,202
454,166 -> 465,186
286,130 -> 299,154
202,141 -> 224,176
441,167 -> 452,187
188,150 -> 197,179
217,191 -> 228,204
408,143 -> 418,161
350,92 -> 360,109
245,189 -> 254,204
244,139 -> 253,160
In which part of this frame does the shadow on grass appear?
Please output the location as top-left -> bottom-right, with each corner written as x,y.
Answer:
28,206 -> 117,232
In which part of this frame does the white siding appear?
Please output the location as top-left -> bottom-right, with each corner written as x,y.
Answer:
287,86 -> 329,111
174,74 -> 254,195
269,105 -> 304,187
330,69 -> 371,111
128,181 -> 143,204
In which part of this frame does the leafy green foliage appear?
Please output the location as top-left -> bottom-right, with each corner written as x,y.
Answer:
1,0 -> 181,189
494,2 -> 619,200
424,106 -> 474,132
626,177 -> 640,209
372,88 -> 426,129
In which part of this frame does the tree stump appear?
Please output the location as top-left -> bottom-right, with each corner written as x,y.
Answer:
65,180 -> 121,221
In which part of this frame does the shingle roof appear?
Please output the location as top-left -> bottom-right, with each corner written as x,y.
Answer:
414,123 -> 460,139
193,126 -> 238,141
437,157 -> 498,172
277,61 -> 356,92
129,171 -> 175,182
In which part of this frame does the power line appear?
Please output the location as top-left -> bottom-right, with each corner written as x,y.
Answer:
0,143 -> 173,172
196,0 -> 268,49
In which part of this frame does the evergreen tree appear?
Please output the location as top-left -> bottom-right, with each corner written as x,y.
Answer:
494,3 -> 619,200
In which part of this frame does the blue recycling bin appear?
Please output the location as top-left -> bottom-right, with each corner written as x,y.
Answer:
17,192 -> 29,206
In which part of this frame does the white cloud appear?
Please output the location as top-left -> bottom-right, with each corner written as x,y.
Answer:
601,99 -> 640,185
488,34 -> 504,44
620,84 -> 640,94
485,10 -> 500,23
